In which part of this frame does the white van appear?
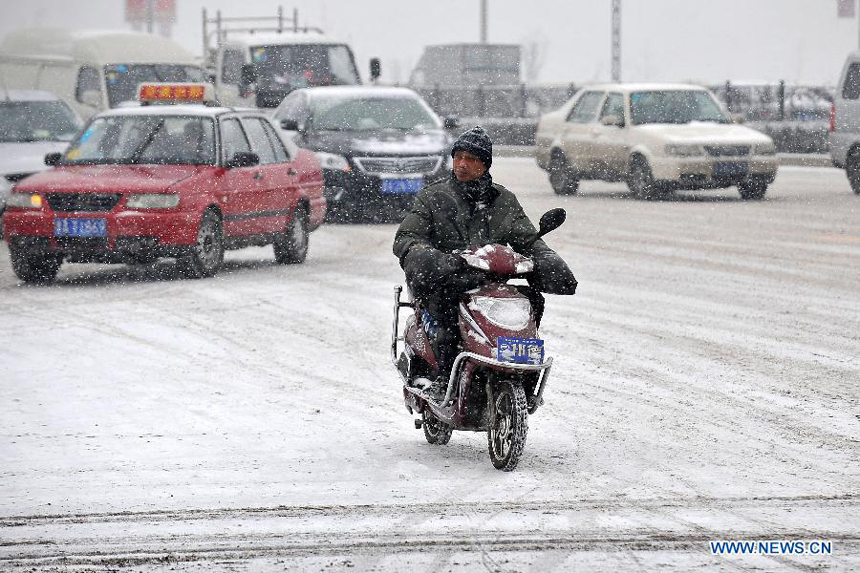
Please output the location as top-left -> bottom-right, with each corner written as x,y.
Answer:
0,29 -> 206,120
210,30 -> 364,109
830,51 -> 860,194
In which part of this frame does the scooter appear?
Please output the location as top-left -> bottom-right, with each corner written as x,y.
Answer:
391,208 -> 566,471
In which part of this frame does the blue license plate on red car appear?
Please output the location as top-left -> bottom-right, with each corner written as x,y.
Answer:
53,217 -> 107,238
497,337 -> 544,365
381,177 -> 423,194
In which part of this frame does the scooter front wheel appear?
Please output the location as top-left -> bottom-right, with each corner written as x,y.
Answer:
488,380 -> 529,471
422,409 -> 453,445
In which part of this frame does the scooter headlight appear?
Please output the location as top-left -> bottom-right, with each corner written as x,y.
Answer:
471,297 -> 531,330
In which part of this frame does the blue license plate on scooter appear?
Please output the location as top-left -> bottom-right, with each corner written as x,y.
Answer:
497,337 -> 544,365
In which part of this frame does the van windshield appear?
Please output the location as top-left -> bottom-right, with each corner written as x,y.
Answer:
0,101 -> 80,142
252,44 -> 360,92
104,64 -> 207,107
63,115 -> 216,165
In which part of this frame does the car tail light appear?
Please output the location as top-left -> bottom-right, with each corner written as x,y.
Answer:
830,104 -> 836,133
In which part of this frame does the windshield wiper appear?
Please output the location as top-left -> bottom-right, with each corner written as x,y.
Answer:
129,119 -> 165,161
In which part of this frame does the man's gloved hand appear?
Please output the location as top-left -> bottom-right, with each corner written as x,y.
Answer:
530,251 -> 577,295
448,266 -> 485,293
442,253 -> 464,275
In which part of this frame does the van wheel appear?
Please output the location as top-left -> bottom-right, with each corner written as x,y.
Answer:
548,155 -> 579,195
9,246 -> 62,283
179,210 -> 224,278
847,150 -> 860,195
274,207 -> 309,264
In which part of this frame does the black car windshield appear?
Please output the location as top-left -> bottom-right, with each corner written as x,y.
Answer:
63,115 -> 216,165
252,44 -> 360,91
629,90 -> 729,125
104,64 -> 207,107
0,101 -> 80,142
312,96 -> 440,131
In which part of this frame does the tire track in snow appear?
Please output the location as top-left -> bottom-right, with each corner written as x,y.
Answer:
2,496 -> 858,569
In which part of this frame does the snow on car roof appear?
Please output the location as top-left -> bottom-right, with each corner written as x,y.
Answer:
580,83 -> 710,93
302,86 -> 422,100
225,30 -> 343,47
0,89 -> 64,102
95,104 -> 260,118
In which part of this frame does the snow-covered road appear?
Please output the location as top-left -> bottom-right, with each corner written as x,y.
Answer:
1,160 -> 859,571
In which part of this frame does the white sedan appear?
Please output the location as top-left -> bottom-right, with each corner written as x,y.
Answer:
535,83 -> 778,199
0,90 -> 81,215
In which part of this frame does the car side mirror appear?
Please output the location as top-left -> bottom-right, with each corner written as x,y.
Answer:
600,114 -> 624,127
240,63 -> 257,86
225,151 -> 259,168
730,113 -> 745,124
538,208 -> 566,237
280,118 -> 300,131
80,90 -> 102,109
44,152 -> 62,166
443,116 -> 459,130
369,58 -> 381,82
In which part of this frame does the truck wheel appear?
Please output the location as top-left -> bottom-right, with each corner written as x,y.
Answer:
9,246 -> 62,284
273,208 -> 308,264
422,409 -> 453,445
179,210 -> 224,278
627,157 -> 660,199
738,179 -> 768,200
487,380 -> 528,471
548,155 -> 580,195
847,151 -> 860,195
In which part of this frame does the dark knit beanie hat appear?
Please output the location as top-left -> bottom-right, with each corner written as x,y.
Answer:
451,125 -> 493,169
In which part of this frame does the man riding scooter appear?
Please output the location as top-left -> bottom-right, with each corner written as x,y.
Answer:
393,126 -> 578,399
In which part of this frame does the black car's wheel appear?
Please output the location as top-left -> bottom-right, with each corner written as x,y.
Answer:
9,246 -> 62,284
274,208 -> 309,264
738,178 -> 768,201
847,150 -> 860,195
548,154 -> 580,195
487,380 -> 528,471
179,210 -> 224,278
627,156 -> 661,199
423,409 -> 453,445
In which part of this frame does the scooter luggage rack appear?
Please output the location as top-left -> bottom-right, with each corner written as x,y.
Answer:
391,285 -> 413,364
392,285 -> 553,415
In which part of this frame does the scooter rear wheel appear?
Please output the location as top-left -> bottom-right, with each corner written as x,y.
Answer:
422,409 -> 453,445
488,380 -> 528,471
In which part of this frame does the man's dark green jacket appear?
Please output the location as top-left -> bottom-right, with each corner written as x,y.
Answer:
393,176 -> 577,297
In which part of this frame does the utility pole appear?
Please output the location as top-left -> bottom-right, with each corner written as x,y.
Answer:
611,0 -> 621,82
480,0 -> 488,43
146,0 -> 155,34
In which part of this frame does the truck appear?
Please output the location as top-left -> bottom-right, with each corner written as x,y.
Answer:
202,7 -> 375,108
409,44 -> 521,88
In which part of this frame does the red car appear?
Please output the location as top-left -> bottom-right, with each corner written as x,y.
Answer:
3,84 -> 326,282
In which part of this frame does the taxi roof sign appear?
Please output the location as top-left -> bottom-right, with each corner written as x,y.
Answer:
137,82 -> 216,105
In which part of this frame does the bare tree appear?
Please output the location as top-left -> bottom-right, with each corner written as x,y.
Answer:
521,32 -> 547,83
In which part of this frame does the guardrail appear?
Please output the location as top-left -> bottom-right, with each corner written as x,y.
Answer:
415,81 -> 834,153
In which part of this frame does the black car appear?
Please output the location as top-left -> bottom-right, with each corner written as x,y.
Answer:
272,86 -> 456,221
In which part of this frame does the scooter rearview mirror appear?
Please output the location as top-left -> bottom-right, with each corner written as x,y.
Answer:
538,208 -> 566,237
